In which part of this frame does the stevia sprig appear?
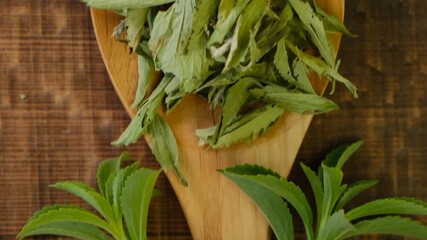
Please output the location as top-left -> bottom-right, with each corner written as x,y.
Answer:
18,152 -> 161,240
221,141 -> 427,240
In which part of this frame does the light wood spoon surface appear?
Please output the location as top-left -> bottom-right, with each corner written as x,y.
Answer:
91,1 -> 344,239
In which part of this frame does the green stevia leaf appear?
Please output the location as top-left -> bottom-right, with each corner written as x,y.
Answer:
148,113 -> 186,185
345,198 -> 427,222
315,5 -> 355,37
121,168 -> 161,240
320,165 -> 346,230
197,104 -> 270,145
148,6 -> 172,52
132,53 -> 156,109
164,75 -> 181,95
221,164 -> 280,177
82,0 -> 175,9
258,177 -> 313,239
165,91 -> 186,111
149,0 -> 211,90
250,86 -> 338,114
50,181 -> 115,224
208,86 -> 227,108
316,210 -> 355,240
178,43 -> 213,93
17,205 -> 114,238
104,174 -> 116,207
238,62 -> 275,82
208,0 -> 251,46
112,162 -> 141,218
223,164 -> 314,239
256,4 -> 293,56
248,31 -> 263,67
112,106 -> 146,146
125,8 -> 149,51
324,140 -> 364,169
20,205 -> 72,228
219,142 -> 427,240
344,216 -> 427,239
164,76 -> 188,111
113,75 -> 171,146
300,163 -> 323,230
195,126 -> 216,146
213,104 -> 284,148
274,39 -> 294,82
214,78 -> 261,142
287,44 -> 357,97
292,58 -> 316,94
97,153 -> 128,199
197,71 -> 238,91
111,19 -> 126,40
220,165 -> 294,240
188,0 -> 220,49
17,222 -> 110,240
335,180 -> 379,211
225,0 -> 270,70
223,107 -> 270,134
288,0 -> 335,67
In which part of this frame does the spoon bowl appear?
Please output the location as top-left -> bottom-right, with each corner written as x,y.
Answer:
91,1 -> 344,239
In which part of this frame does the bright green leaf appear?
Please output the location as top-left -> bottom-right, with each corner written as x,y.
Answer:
324,141 -> 363,169
346,198 -> 427,222
335,180 -> 379,211
97,153 -> 126,199
222,164 -> 314,239
17,221 -> 110,240
50,181 -> 116,225
121,168 -> 161,240
324,140 -> 364,169
316,210 -> 355,240
301,163 -> 324,231
220,165 -> 295,240
112,162 -> 141,218
104,174 -> 117,207
319,164 -> 346,232
345,216 -> 427,239
17,205 -> 114,238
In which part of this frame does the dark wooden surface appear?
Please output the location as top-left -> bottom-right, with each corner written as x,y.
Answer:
0,1 -> 426,239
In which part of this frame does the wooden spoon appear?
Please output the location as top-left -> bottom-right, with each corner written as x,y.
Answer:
91,1 -> 344,239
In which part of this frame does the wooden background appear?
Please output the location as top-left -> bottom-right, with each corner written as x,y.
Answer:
0,0 -> 426,239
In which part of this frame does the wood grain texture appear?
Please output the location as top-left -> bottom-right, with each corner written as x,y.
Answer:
90,1 -> 343,240
0,1 -> 426,240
